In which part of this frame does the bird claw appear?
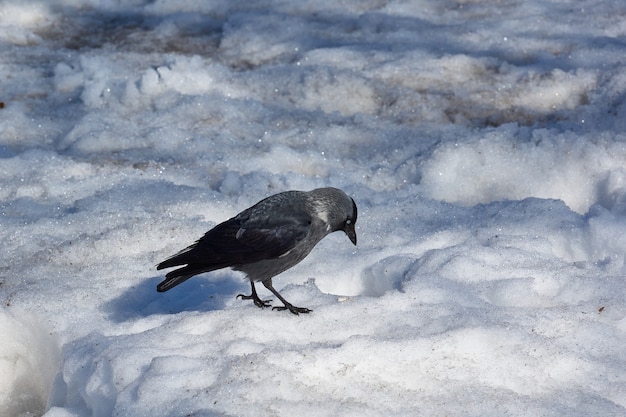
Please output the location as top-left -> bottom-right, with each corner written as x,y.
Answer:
272,304 -> 312,315
237,293 -> 272,309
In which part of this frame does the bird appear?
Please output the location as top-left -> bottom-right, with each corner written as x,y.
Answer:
156,187 -> 357,315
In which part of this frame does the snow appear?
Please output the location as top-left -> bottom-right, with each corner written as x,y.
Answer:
1,0 -> 625,416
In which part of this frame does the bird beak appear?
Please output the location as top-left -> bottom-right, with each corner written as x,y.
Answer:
344,223 -> 357,245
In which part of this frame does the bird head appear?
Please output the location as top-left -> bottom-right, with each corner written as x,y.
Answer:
343,198 -> 357,245
309,188 -> 358,245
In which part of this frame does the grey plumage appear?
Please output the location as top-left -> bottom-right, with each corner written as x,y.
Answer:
157,187 -> 357,314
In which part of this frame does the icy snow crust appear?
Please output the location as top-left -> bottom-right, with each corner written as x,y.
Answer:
1,0 -> 626,416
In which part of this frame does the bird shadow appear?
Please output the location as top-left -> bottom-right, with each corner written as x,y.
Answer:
102,275 -> 243,323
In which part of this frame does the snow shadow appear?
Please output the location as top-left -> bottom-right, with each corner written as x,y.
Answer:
102,275 -> 242,322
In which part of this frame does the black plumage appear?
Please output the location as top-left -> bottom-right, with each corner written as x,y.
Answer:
157,187 -> 357,314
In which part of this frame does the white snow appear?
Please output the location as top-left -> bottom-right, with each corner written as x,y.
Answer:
1,0 -> 625,416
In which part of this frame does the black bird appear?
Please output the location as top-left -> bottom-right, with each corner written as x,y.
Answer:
157,187 -> 357,314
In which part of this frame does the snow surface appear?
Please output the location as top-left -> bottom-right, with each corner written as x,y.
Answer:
1,0 -> 626,416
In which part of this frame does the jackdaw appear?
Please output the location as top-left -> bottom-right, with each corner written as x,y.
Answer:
156,187 -> 357,314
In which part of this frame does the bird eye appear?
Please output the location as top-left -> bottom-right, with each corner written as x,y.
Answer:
346,219 -> 352,225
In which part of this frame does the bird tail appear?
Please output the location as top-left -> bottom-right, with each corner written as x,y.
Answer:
156,262 -> 233,292
156,240 -> 234,292
156,271 -> 195,292
156,244 -> 196,271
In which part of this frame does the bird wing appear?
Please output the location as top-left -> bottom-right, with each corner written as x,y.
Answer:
157,212 -> 311,271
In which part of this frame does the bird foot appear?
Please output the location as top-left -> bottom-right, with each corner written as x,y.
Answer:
237,293 -> 272,309
272,304 -> 312,315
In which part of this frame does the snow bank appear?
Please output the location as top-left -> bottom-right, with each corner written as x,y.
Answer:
421,127 -> 626,214
0,309 -> 60,417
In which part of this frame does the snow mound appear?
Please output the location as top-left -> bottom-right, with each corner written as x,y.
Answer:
0,309 -> 60,417
421,127 -> 626,214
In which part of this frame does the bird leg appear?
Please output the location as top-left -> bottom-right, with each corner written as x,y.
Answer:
237,281 -> 272,309
262,279 -> 312,315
